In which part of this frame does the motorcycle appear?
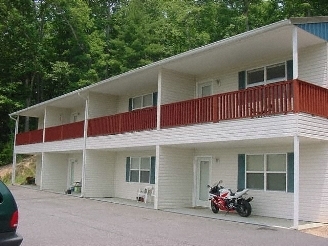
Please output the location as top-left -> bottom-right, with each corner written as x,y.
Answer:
208,180 -> 253,217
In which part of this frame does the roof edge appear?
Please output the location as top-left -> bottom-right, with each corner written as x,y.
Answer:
290,16 -> 328,24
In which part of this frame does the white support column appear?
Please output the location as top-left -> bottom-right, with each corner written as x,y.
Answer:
40,152 -> 44,190
293,135 -> 300,229
11,116 -> 19,185
154,145 -> 160,209
157,69 -> 162,130
293,27 -> 299,79
81,95 -> 89,198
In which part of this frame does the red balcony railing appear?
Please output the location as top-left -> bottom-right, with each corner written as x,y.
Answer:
15,80 -> 328,145
44,121 -> 84,142
15,129 -> 43,145
88,107 -> 157,137
161,80 -> 328,128
297,80 -> 328,118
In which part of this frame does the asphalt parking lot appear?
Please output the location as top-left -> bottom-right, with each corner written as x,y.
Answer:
10,185 -> 328,246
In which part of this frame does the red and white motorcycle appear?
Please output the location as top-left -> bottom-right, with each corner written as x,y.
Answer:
208,180 -> 253,217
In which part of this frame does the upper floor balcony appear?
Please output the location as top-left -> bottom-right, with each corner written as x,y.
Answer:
15,79 -> 328,146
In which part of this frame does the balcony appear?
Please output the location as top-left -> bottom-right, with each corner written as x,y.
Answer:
15,129 -> 43,145
44,121 -> 85,142
15,80 -> 328,145
161,80 -> 328,127
87,107 -> 157,137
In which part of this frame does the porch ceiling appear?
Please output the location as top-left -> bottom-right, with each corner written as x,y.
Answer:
11,20 -> 326,118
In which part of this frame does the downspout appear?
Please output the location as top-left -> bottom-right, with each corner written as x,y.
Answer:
292,26 -> 300,229
78,92 -> 89,198
9,115 -> 19,185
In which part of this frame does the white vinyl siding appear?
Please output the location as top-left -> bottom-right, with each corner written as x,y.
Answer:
84,150 -> 115,198
86,131 -> 159,151
88,92 -> 118,119
161,69 -> 195,105
158,114 -> 298,146
299,43 -> 328,87
45,107 -> 71,127
156,146 -> 193,209
299,143 -> 328,222
42,153 -> 68,192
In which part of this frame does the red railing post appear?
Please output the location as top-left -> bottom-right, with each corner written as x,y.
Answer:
213,96 -> 218,122
293,79 -> 300,113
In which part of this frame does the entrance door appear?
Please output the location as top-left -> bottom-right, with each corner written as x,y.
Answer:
195,157 -> 211,207
67,159 -> 77,188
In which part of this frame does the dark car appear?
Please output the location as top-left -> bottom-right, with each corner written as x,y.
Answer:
0,181 -> 23,246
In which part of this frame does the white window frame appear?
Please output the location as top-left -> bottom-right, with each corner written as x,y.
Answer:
129,157 -> 151,183
245,153 -> 288,192
197,81 -> 213,98
246,62 -> 287,88
131,93 -> 153,110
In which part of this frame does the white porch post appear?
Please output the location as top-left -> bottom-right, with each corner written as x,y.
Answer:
293,135 -> 300,228
40,152 -> 44,190
293,27 -> 299,79
154,145 -> 160,209
157,69 -> 162,130
11,116 -> 19,185
40,107 -> 47,190
292,24 -> 300,229
81,95 -> 89,197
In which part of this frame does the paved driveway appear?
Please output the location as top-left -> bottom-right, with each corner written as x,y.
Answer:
10,186 -> 327,246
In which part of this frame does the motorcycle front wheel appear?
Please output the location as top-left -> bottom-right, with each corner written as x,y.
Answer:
211,201 -> 219,214
236,200 -> 252,217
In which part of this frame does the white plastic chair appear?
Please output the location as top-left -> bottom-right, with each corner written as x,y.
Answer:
137,186 -> 154,203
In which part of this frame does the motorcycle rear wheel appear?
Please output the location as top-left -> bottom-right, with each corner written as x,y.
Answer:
237,200 -> 252,217
211,201 -> 219,214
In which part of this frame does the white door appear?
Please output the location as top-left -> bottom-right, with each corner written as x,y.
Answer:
67,159 -> 77,188
195,157 -> 211,207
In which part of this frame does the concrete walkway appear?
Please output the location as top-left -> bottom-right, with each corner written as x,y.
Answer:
22,185 -> 323,230
90,197 -> 322,230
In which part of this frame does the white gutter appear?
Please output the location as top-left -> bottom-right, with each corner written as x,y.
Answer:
9,115 -> 19,185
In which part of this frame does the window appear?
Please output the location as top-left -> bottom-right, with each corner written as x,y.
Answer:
247,62 -> 286,87
126,157 -> 156,184
246,153 -> 287,191
197,82 -> 213,97
131,93 -> 153,110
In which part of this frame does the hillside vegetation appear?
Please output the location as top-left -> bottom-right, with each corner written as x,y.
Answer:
0,155 -> 36,185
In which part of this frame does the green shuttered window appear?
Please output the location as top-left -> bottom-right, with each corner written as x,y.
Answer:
128,92 -> 158,111
239,60 -> 293,90
126,156 -> 156,184
238,153 -> 294,192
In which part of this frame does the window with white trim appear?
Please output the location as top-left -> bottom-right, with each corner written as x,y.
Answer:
131,93 -> 153,110
129,157 -> 151,183
246,153 -> 287,191
247,62 -> 286,87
